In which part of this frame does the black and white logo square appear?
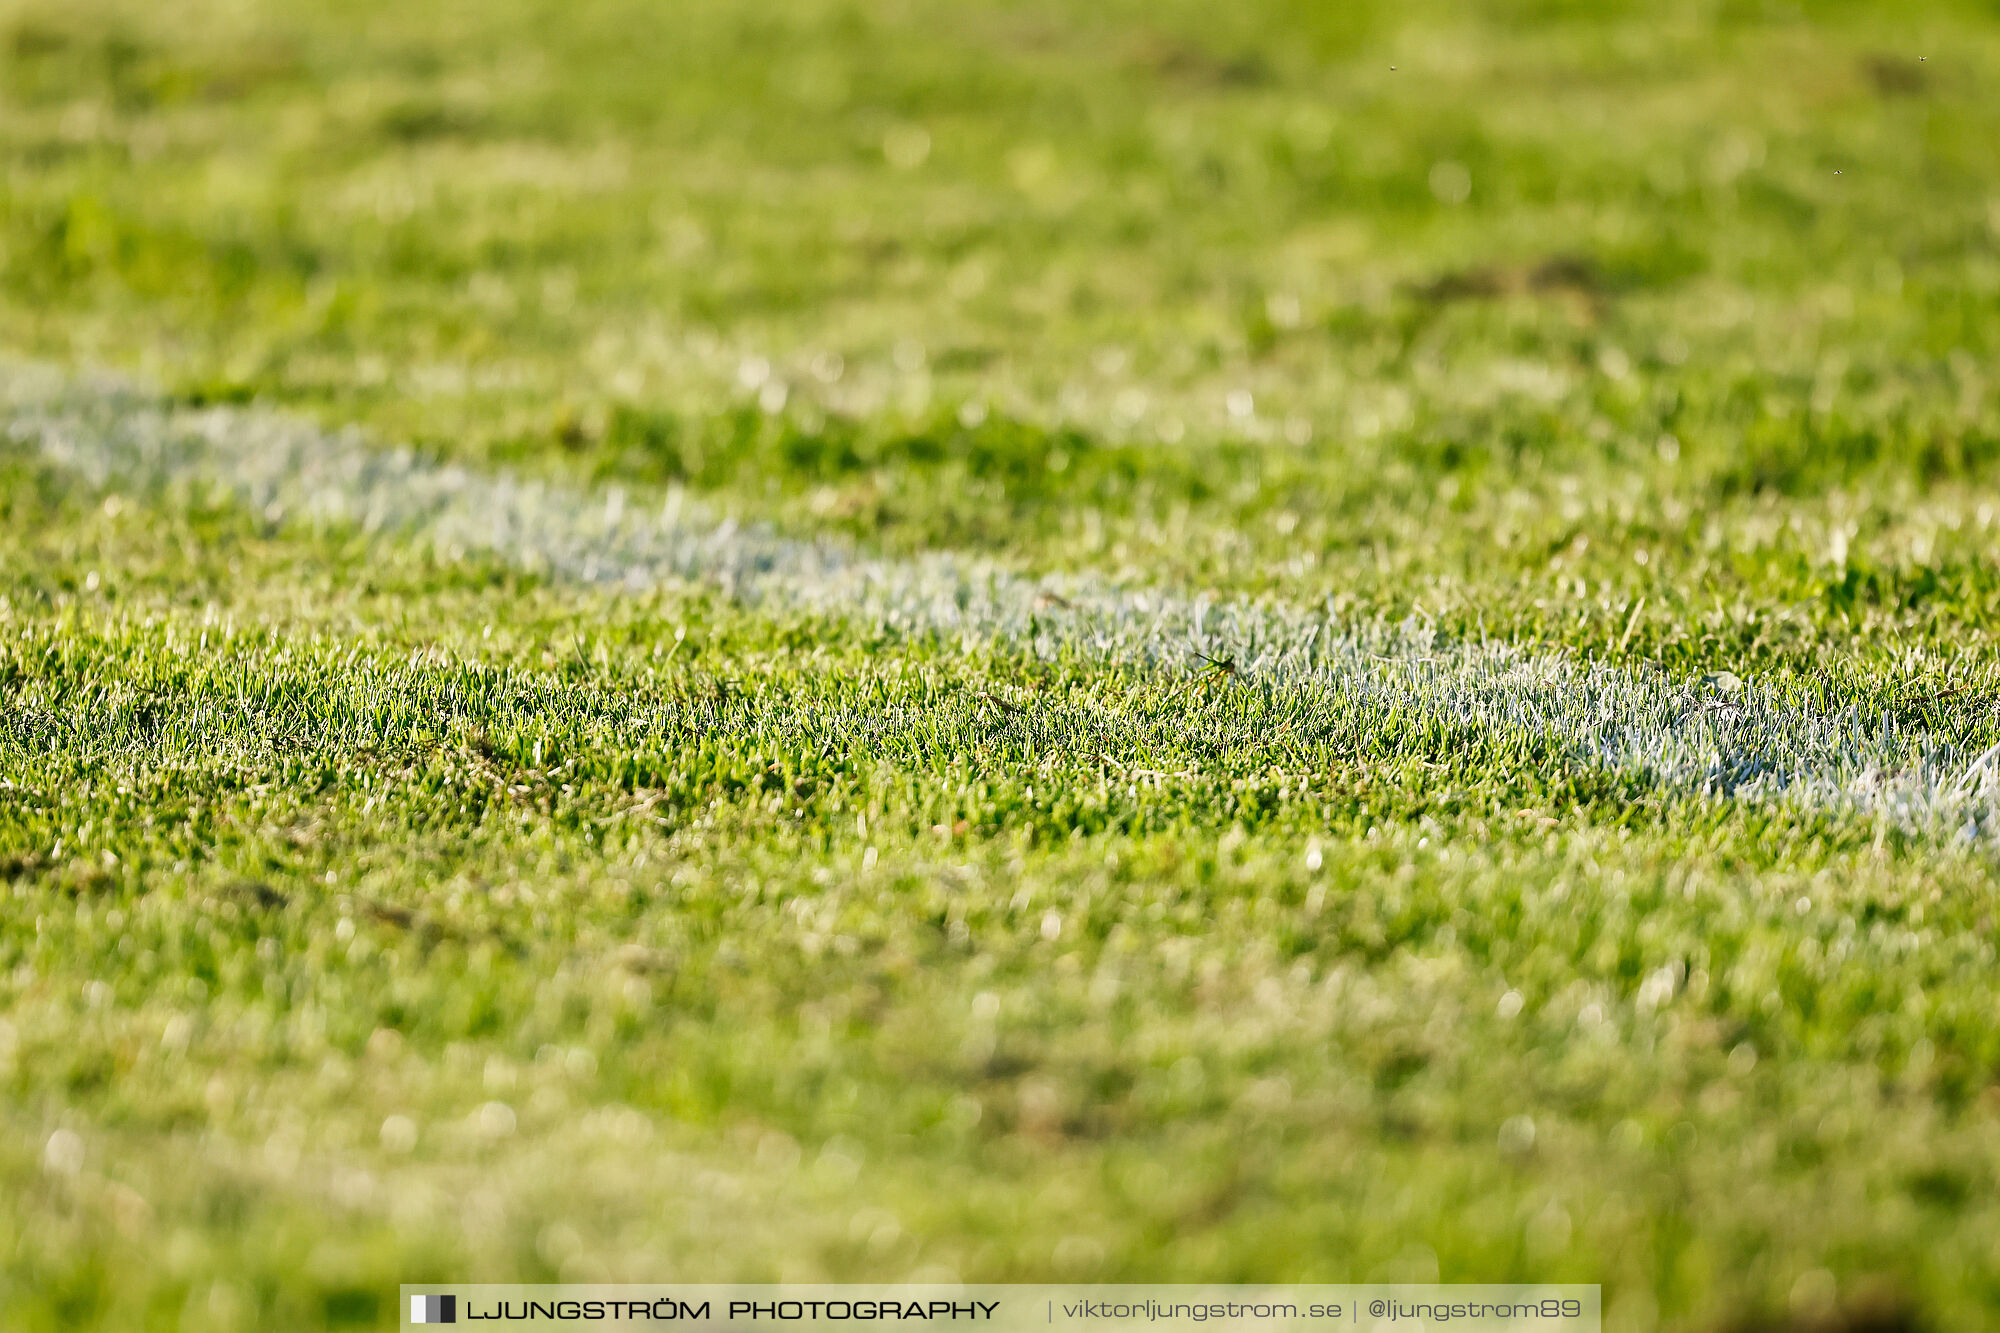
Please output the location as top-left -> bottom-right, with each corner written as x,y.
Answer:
411,1294 -> 458,1324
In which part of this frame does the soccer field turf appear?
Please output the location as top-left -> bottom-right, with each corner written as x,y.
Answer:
5,0 -> 2000,1328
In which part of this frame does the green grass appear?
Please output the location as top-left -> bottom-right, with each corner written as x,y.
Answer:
6,1 -> 2000,1329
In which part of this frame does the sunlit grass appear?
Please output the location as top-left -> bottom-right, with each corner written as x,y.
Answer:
6,1 -> 2000,1329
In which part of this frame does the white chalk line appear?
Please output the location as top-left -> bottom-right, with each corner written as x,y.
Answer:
3,365 -> 1991,843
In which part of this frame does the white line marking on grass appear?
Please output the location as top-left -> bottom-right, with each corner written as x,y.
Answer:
4,367 -> 1990,841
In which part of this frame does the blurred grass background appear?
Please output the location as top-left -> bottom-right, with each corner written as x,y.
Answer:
4,1 -> 2000,658
8,2 -> 2000,1330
